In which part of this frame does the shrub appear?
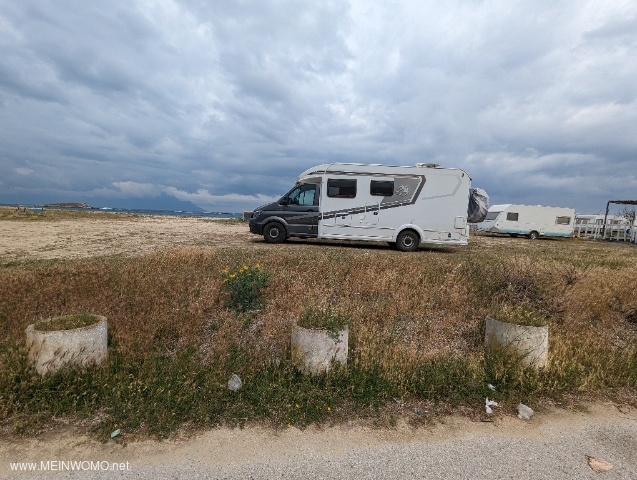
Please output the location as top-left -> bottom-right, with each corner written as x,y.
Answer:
221,264 -> 269,312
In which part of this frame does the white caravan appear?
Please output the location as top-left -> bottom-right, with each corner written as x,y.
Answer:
249,163 -> 485,251
477,204 -> 575,239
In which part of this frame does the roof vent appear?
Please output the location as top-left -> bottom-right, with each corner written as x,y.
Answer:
415,163 -> 440,168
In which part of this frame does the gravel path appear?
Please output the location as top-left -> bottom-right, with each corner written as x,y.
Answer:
2,403 -> 635,479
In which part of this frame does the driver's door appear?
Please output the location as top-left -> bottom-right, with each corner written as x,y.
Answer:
282,184 -> 319,237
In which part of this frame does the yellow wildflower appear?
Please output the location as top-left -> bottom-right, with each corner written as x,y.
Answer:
230,274 -> 236,279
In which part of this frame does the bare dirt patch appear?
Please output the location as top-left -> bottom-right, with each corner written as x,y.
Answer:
0,215 -> 255,260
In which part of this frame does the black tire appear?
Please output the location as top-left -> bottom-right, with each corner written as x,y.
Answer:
263,222 -> 286,243
396,230 -> 420,252
528,231 -> 539,240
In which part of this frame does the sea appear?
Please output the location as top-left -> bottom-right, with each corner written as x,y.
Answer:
2,204 -> 243,220
95,207 -> 242,219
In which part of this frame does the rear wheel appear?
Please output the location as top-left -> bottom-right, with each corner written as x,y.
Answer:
263,222 -> 286,243
528,231 -> 539,240
396,230 -> 420,252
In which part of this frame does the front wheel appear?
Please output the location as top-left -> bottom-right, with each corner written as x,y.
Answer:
263,222 -> 286,243
396,230 -> 420,252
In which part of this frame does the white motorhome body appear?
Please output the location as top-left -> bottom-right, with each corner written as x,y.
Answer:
477,204 -> 575,239
249,163 -> 475,251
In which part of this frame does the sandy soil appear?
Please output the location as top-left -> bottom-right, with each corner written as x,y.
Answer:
0,215 -> 255,260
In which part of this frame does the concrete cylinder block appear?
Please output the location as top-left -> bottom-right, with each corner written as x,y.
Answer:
26,315 -> 108,375
484,316 -> 549,368
291,324 -> 348,375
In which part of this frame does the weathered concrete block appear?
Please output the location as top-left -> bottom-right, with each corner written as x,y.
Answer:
484,316 -> 548,368
291,324 -> 348,375
26,315 -> 108,375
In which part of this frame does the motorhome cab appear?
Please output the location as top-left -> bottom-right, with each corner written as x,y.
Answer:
249,163 -> 483,251
477,204 -> 575,239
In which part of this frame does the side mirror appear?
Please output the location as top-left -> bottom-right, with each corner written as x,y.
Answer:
279,198 -> 289,206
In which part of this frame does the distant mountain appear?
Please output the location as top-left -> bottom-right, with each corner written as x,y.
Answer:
0,193 -> 205,212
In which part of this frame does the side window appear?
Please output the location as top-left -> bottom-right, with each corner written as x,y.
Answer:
506,212 -> 519,221
370,180 -> 394,196
327,179 -> 357,198
288,184 -> 317,206
556,216 -> 571,225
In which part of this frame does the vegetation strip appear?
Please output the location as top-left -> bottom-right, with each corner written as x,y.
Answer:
0,222 -> 636,438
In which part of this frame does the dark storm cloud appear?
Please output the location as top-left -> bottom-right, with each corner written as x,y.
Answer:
0,0 -> 636,214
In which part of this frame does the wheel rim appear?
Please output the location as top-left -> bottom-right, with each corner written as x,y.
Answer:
402,236 -> 414,247
270,227 -> 280,239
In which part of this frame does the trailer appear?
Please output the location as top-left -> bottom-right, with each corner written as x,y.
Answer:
476,204 -> 575,239
249,163 -> 486,251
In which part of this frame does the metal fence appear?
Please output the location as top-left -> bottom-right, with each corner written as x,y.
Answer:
574,223 -> 636,243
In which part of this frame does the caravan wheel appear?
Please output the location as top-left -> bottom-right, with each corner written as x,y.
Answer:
264,222 -> 286,243
396,230 -> 420,252
528,231 -> 539,240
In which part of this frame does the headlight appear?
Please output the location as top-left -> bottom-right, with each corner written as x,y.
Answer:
252,210 -> 261,218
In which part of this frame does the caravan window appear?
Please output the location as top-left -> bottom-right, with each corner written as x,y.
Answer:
370,180 -> 394,196
485,211 -> 500,221
327,179 -> 357,198
506,212 -> 519,221
556,216 -> 571,225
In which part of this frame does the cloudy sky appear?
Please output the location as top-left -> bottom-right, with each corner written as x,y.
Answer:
1,0 -> 636,214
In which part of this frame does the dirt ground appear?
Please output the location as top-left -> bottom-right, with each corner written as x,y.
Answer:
1,403 -> 635,478
0,215 -> 254,260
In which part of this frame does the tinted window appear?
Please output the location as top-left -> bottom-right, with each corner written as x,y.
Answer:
370,180 -> 394,196
327,179 -> 356,198
288,184 -> 317,206
485,211 -> 500,220
506,212 -> 519,221
556,216 -> 571,225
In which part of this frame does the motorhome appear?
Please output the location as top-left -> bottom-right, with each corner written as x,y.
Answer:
249,163 -> 487,251
476,204 -> 575,239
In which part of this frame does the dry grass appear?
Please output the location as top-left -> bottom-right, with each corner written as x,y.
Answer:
0,223 -> 636,437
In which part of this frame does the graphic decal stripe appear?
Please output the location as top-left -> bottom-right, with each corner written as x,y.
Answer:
321,175 -> 426,219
